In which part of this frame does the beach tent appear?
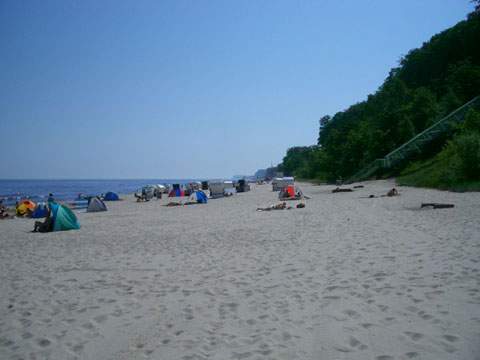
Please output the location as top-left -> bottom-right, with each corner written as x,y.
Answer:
209,182 -> 225,198
236,179 -> 250,192
87,197 -> 107,212
224,181 -> 236,196
16,200 -> 36,216
104,192 -> 119,201
31,202 -> 48,218
169,184 -> 184,197
50,202 -> 80,231
189,190 -> 208,204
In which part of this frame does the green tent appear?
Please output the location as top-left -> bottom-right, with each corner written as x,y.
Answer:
50,202 -> 80,231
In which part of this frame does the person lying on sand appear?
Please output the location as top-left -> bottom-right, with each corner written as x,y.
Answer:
164,202 -> 182,207
362,189 -> 399,199
332,187 -> 353,193
257,202 -> 292,211
183,201 -> 198,205
296,203 -> 305,208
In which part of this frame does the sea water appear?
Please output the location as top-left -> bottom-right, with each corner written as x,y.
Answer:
0,179 -> 202,205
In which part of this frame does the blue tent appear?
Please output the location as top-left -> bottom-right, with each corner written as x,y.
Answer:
104,192 -> 119,201
31,203 -> 48,218
190,190 -> 208,204
50,202 -> 80,231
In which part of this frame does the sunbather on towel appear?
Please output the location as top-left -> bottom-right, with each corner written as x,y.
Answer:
183,201 -> 198,205
257,202 -> 289,211
164,202 -> 182,207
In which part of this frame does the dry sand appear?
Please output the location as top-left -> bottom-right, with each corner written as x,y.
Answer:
1,180 -> 479,360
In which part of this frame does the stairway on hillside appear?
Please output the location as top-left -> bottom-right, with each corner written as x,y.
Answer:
347,95 -> 480,183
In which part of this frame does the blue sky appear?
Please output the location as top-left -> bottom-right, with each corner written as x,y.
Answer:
0,0 -> 474,179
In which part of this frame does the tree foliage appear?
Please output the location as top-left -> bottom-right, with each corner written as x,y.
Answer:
279,11 -> 480,182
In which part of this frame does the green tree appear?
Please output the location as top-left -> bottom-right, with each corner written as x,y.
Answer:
407,87 -> 439,131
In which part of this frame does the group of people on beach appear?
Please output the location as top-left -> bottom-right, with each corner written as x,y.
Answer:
0,194 -> 55,232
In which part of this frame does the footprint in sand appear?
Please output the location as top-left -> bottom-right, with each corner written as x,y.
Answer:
232,351 -> 252,359
69,342 -> 85,354
377,304 -> 389,312
333,345 -> 353,353
81,322 -> 96,331
343,309 -> 360,319
348,335 -> 368,350
418,311 -> 434,320
0,337 -> 14,348
443,334 -> 459,343
405,352 -> 419,358
325,285 -> 339,292
37,338 -> 51,347
360,323 -> 374,329
404,331 -> 424,341
405,305 -> 419,313
22,332 -> 33,339
93,314 -> 108,323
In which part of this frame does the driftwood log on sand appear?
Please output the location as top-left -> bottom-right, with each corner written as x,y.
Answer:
332,187 -> 353,193
421,203 -> 455,209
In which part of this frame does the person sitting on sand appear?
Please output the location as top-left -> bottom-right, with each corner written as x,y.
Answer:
386,188 -> 399,197
0,200 -> 10,219
33,207 -> 53,233
134,189 -> 151,202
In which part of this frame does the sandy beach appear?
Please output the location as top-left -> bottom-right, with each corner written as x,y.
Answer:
1,180 -> 479,360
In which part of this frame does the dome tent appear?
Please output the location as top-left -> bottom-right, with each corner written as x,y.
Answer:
104,192 -> 119,201
87,197 -> 107,212
189,190 -> 208,204
16,200 -> 36,216
31,202 -> 48,218
50,202 -> 80,231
